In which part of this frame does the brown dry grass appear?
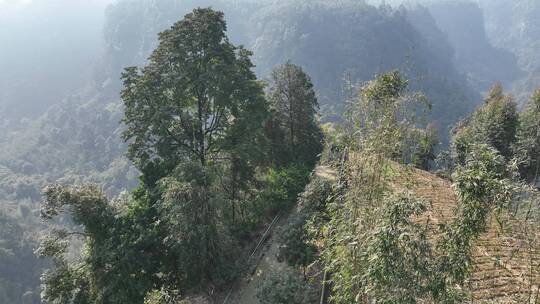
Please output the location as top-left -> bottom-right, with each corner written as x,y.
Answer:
393,166 -> 540,303
345,150 -> 540,303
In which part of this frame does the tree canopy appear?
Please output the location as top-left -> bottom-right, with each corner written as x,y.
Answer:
37,7 -> 321,303
266,62 -> 323,166
121,7 -> 268,184
452,83 -> 519,164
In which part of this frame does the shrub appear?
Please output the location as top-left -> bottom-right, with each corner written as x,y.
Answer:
258,165 -> 310,214
277,213 -> 316,269
256,270 -> 312,304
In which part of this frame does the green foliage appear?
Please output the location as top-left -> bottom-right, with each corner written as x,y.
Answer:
1,0 -> 527,301
278,213 -> 316,269
37,8 -> 321,303
322,72 -> 441,303
225,164 -> 313,240
345,70 -> 436,167
322,172 -> 439,303
433,144 -> 514,301
257,165 -> 311,214
0,99 -> 139,301
0,211 -> 42,304
41,185 -> 114,228
256,270 -> 313,304
514,89 -> 540,183
143,288 -> 182,304
121,7 -> 267,183
119,7 -> 271,254
319,73 -> 521,304
97,0 -> 480,136
156,161 -> 235,287
249,0 -> 479,136
452,83 -> 519,163
278,176 -> 332,268
0,1 -> 483,296
43,186 -> 166,303
321,145 -> 517,303
317,73 -> 539,303
297,175 -> 334,214
39,261 -> 93,304
359,194 -> 433,304
319,123 -> 348,166
0,99 -> 138,199
410,124 -> 439,170
266,62 -> 324,167
6,1 -> 540,302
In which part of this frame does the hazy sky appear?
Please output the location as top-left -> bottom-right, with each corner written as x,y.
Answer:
0,0 -> 112,5
0,0 -> 33,5
0,0 -> 116,117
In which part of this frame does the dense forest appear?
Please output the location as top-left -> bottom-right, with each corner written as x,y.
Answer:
0,0 -> 539,303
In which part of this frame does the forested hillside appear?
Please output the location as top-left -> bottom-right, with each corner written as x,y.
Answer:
374,0 -> 540,103
0,0 -> 538,303
0,0 -> 479,213
248,1 -> 479,130
265,71 -> 539,304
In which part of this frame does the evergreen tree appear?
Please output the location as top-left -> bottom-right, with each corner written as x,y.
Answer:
121,6 -> 268,289
121,8 -> 268,185
38,8 -> 269,303
266,62 -> 323,166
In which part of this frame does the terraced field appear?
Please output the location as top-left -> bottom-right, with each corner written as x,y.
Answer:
405,168 -> 540,303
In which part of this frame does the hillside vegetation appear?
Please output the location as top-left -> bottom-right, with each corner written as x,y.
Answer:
261,72 -> 540,303
0,1 -> 539,303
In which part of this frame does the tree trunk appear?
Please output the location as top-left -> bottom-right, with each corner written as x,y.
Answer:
198,97 -> 206,166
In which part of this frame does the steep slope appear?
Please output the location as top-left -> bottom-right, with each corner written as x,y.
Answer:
214,161 -> 539,304
0,1 -> 485,301
226,166 -> 335,304
0,0 -> 479,208
97,0 -> 480,132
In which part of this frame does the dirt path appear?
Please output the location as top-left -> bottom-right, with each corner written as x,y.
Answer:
315,165 -> 337,181
226,166 -> 337,304
228,215 -> 289,304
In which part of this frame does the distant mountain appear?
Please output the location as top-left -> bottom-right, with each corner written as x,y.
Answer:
424,1 -> 522,92
478,0 -> 540,104
245,0 -> 479,136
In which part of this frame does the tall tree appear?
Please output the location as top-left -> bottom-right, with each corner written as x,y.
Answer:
266,62 -> 323,166
121,5 -> 269,285
121,7 -> 267,185
39,8 -> 269,303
